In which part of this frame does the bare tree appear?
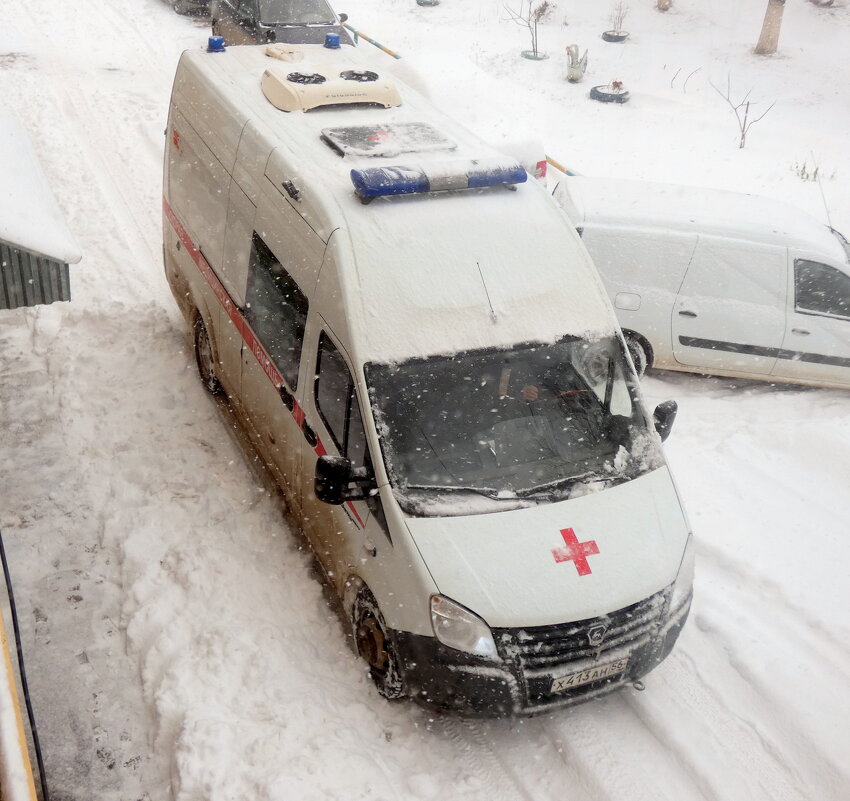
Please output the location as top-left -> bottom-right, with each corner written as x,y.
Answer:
505,1 -> 556,58
656,0 -> 673,11
712,77 -> 776,149
610,1 -> 629,32
754,0 -> 786,55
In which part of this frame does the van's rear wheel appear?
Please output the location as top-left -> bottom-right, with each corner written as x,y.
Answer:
353,591 -> 406,700
193,316 -> 221,395
625,333 -> 650,377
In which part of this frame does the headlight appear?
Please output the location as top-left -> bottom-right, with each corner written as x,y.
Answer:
669,534 -> 695,612
430,595 -> 498,659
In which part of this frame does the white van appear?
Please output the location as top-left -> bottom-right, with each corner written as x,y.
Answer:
162,40 -> 693,714
556,176 -> 850,389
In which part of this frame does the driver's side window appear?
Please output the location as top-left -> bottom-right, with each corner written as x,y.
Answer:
315,333 -> 367,467
794,259 -> 850,319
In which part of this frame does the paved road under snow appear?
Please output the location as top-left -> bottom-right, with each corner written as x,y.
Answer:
1,1 -> 849,800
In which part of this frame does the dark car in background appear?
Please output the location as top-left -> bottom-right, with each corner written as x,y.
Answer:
172,0 -> 210,14
210,0 -> 353,46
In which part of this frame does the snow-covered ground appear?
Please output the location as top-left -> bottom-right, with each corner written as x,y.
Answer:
1,1 -> 849,799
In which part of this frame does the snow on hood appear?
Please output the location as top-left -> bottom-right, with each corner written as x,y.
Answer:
0,106 -> 82,264
405,467 -> 689,629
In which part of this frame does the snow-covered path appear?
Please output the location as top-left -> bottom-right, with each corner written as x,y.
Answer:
1,1 -> 848,799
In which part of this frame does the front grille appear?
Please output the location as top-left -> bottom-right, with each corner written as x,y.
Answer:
493,589 -> 668,671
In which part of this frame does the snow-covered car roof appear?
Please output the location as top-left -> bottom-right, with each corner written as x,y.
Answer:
565,175 -> 846,263
0,106 -> 82,265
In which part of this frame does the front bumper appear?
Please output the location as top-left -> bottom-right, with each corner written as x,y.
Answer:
395,590 -> 691,716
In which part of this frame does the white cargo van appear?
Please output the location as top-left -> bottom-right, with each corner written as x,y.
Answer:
556,176 -> 850,389
162,40 -> 693,714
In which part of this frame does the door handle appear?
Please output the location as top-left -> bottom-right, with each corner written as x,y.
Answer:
791,328 -> 810,336
279,383 -> 294,411
678,310 -> 698,318
302,420 -> 318,447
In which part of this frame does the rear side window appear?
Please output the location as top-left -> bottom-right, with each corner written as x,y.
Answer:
315,334 -> 367,466
794,259 -> 850,319
245,233 -> 308,388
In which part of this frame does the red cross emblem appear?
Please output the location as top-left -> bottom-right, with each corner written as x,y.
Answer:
552,528 -> 599,576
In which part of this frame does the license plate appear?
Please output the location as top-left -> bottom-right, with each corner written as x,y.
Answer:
550,657 -> 629,693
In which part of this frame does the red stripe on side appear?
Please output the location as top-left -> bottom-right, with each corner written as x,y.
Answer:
164,197 -> 364,529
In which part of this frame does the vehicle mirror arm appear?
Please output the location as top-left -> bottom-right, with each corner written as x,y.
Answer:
340,465 -> 377,501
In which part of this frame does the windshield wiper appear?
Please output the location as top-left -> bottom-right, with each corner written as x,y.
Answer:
514,471 -> 606,498
403,483 -> 516,500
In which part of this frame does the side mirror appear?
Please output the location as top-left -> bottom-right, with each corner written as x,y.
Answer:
653,400 -> 678,442
339,12 -> 348,22
315,455 -> 376,505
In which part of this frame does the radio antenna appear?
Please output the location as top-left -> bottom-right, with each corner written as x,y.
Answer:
812,151 -> 834,230
476,262 -> 498,323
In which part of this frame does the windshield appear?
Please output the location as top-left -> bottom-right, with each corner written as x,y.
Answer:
366,336 -> 664,516
259,0 -> 336,24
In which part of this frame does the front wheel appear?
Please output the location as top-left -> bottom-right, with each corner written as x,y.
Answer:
353,591 -> 406,700
625,333 -> 650,377
193,316 -> 222,395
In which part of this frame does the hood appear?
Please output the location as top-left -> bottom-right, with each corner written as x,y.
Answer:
404,467 -> 689,628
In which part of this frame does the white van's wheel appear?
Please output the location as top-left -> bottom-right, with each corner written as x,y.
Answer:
353,591 -> 406,700
193,316 -> 222,395
625,334 -> 650,376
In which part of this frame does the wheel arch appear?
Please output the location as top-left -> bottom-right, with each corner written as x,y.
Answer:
622,328 -> 654,372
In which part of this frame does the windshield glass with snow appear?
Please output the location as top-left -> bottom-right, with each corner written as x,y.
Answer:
259,0 -> 336,24
366,336 -> 664,516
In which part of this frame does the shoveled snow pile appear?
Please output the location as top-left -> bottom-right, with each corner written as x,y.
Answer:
0,1 -> 848,800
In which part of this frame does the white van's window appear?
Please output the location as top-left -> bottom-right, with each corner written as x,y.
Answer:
794,259 -> 850,320
316,334 -> 367,466
259,0 -> 336,24
244,233 -> 308,389
366,336 -> 662,516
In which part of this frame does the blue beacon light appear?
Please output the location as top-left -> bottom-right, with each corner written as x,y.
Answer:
207,36 -> 226,53
350,161 -> 527,200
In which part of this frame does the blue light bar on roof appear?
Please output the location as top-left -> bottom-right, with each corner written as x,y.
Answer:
350,159 -> 527,201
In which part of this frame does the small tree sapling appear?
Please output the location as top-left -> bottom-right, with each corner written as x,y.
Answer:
506,1 -> 556,59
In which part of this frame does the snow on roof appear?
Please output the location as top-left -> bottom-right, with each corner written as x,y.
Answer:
0,106 -> 82,264
566,175 -> 845,262
190,45 -> 614,363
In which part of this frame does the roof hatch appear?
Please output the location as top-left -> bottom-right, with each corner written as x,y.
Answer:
321,122 -> 456,157
261,60 -> 402,112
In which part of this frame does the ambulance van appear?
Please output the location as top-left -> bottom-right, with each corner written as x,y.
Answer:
162,39 -> 693,714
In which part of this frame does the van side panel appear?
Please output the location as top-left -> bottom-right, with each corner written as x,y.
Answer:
581,227 -> 697,367
167,106 -> 234,278
672,238 -> 787,374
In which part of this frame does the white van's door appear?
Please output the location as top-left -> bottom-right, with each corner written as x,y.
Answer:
296,322 -> 383,591
237,228 -> 312,505
672,238 -> 787,375
772,256 -> 850,386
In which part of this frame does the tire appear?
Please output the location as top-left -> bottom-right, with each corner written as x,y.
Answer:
590,84 -> 630,104
625,333 -> 650,377
353,591 -> 406,700
193,316 -> 222,395
601,31 -> 629,43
